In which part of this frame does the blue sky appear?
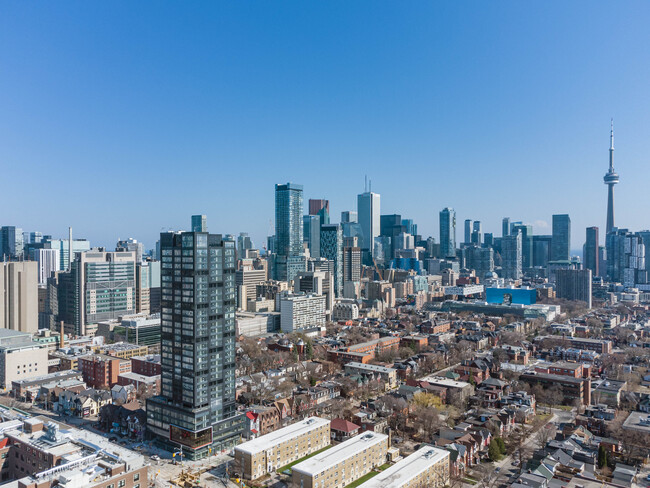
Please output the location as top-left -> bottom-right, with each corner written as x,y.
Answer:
2,2 -> 650,252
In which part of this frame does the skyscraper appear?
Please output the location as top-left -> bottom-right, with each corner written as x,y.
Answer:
275,183 -> 304,257
464,219 -> 473,245
502,230 -> 522,280
584,227 -> 599,277
0,226 -> 23,260
147,231 -> 243,459
341,211 -> 358,224
320,224 -> 343,297
551,214 -> 571,261
303,215 -> 321,258
556,269 -> 592,309
191,215 -> 207,232
308,199 -> 329,216
606,228 -> 646,286
502,218 -> 510,237
604,120 -> 619,235
471,221 -> 482,245
439,208 -> 456,258
512,223 -> 533,269
357,191 -> 380,258
0,262 -> 38,333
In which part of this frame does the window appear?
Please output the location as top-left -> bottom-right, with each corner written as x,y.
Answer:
118,480 -> 126,488
134,473 -> 140,481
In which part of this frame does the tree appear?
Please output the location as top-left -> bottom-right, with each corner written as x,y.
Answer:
411,391 -> 443,409
536,424 -> 555,450
488,438 -> 502,461
411,405 -> 443,440
305,340 -> 314,360
597,445 -> 609,469
496,437 -> 506,455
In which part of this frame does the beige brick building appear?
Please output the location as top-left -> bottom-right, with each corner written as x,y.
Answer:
356,446 -> 450,488
234,417 -> 330,480
292,431 -> 389,488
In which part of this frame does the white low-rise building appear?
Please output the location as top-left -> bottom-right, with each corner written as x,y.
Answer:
279,293 -> 326,333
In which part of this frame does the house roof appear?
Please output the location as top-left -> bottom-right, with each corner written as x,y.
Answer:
330,418 -> 360,433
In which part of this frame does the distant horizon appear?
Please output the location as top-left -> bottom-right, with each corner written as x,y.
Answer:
2,2 -> 650,251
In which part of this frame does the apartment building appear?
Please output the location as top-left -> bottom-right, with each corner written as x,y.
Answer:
234,417 -> 330,481
291,431 -> 389,488
357,446 -> 450,488
78,354 -> 131,389
344,362 -> 398,389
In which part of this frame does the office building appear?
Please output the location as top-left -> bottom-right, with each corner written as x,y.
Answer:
45,238 -> 91,271
465,246 -> 494,281
279,293 -> 326,333
551,214 -> 571,261
440,207 -> 456,258
532,235 -> 552,268
471,220 -> 482,245
357,446 -> 450,488
464,219 -> 473,245
191,214 -> 207,232
357,190 -> 380,258
502,217 -> 510,237
235,417 -> 331,481
295,271 -> 334,315
147,231 -> 244,459
320,224 -> 343,296
309,199 -> 330,216
606,228 -> 647,286
276,183 -> 304,257
556,269 -> 592,308
136,260 -> 160,315
32,248 -> 60,285
303,215 -> 321,259
237,232 -> 254,258
512,223 -> 533,269
401,218 -> 417,237
0,261 -> 38,334
0,226 -> 23,260
584,227 -> 600,277
0,329 -> 48,388
604,121 -> 619,234
58,250 -> 136,336
235,267 -> 267,308
341,210 -> 357,223
116,237 -> 144,263
292,431 -> 389,488
342,245 -> 362,284
501,231 -> 522,280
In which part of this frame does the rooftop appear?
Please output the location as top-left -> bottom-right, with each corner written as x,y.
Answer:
356,446 -> 449,488
292,432 -> 388,476
420,375 -> 472,389
345,362 -> 396,374
235,417 -> 330,456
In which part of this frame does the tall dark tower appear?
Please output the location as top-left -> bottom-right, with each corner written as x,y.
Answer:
604,120 -> 619,234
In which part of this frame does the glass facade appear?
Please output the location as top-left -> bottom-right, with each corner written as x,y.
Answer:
320,224 -> 343,297
147,232 -> 243,459
439,208 -> 456,258
275,183 -> 304,257
551,214 -> 571,261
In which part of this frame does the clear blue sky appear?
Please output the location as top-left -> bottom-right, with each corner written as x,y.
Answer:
2,2 -> 650,253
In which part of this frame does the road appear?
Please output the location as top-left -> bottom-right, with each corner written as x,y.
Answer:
489,407 -> 574,484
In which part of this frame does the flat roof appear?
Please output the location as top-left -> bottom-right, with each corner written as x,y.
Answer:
293,432 -> 388,476
420,375 -> 471,389
345,362 -> 396,374
356,446 -> 450,488
235,417 -> 330,456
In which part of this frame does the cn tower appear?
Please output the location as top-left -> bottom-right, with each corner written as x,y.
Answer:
604,120 -> 619,235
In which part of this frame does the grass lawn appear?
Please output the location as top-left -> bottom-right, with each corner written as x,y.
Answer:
346,471 -> 381,487
276,445 -> 333,474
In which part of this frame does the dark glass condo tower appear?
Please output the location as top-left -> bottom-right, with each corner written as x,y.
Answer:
147,231 -> 243,459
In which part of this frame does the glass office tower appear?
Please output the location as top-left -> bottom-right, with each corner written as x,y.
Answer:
147,231 -> 243,459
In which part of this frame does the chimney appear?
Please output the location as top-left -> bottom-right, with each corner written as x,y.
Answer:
60,321 -> 65,349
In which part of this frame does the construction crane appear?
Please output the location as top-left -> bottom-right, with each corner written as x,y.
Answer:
372,258 -> 383,281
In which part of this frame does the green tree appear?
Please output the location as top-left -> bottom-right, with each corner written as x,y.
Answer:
597,445 -> 609,469
488,438 -> 502,462
305,340 -> 314,360
496,437 -> 506,455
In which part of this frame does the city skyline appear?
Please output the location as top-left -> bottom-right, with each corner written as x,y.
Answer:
2,2 -> 650,250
